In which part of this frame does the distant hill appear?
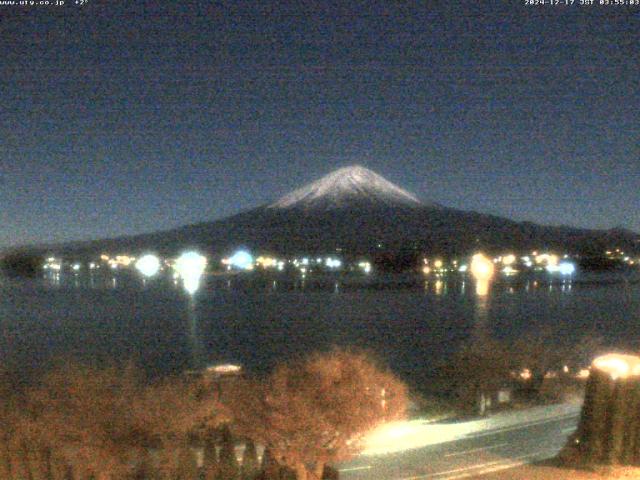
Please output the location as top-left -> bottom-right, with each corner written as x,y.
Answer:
9,165 -> 640,259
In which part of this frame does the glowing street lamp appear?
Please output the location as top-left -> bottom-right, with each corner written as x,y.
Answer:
470,253 -> 495,296
470,253 -> 494,280
175,251 -> 208,295
228,250 -> 254,270
592,354 -> 640,380
135,254 -> 160,278
502,254 -> 516,266
558,261 -> 576,276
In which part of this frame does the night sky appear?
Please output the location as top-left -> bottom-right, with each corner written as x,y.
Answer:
2,1 -> 639,249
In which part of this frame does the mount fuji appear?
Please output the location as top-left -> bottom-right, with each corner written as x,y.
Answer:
22,166 -> 640,259
268,165 -> 424,210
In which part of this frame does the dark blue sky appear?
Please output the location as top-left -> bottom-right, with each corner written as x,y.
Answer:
2,1 -> 639,248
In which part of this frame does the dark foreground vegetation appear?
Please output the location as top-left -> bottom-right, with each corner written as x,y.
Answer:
0,253 -> 43,278
432,330 -> 605,416
0,348 -> 408,480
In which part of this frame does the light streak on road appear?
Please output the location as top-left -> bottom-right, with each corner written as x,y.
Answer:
340,466 -> 373,473
361,404 -> 580,456
341,402 -> 582,480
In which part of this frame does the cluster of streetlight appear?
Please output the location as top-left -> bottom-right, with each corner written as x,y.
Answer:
134,251 -> 207,295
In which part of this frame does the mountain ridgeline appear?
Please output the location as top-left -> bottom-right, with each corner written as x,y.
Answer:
12,166 -> 640,259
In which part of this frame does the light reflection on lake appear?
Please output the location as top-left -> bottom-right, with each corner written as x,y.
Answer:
1,269 -> 639,388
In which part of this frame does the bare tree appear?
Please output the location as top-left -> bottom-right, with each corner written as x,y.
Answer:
227,348 -> 408,480
3,362 -> 225,480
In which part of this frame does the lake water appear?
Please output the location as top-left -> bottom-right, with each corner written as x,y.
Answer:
1,270 -> 639,387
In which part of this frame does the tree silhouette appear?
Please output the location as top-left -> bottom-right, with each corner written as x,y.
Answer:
241,439 -> 259,480
0,361 -> 225,480
227,348 -> 407,480
216,424 -> 239,480
201,432 -> 218,480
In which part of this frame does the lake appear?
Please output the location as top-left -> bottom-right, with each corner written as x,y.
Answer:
1,269 -> 639,387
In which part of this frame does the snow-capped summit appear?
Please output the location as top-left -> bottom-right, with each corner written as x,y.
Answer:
269,165 -> 423,210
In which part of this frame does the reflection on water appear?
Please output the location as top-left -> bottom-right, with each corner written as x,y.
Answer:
472,291 -> 490,341
41,268 -> 609,299
475,278 -> 490,297
186,297 -> 205,370
9,268 -> 638,384
471,277 -> 492,341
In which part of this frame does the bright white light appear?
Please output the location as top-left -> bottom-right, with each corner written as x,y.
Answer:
592,354 -> 640,380
458,264 -> 468,273
470,253 -> 494,281
183,277 -> 201,295
135,254 -> 161,278
470,254 -> 494,296
228,250 -> 253,270
358,261 -> 372,274
325,257 -> 342,269
545,264 -> 560,273
72,264 -> 81,272
502,266 -> 518,275
175,251 -> 208,294
558,262 -> 575,275
205,364 -> 242,375
361,418 -> 481,456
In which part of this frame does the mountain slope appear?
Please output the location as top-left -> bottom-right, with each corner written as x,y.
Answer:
17,166 -> 640,258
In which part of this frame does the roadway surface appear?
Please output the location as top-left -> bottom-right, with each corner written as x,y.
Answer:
338,403 -> 581,480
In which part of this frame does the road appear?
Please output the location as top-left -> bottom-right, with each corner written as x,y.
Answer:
338,403 -> 581,480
